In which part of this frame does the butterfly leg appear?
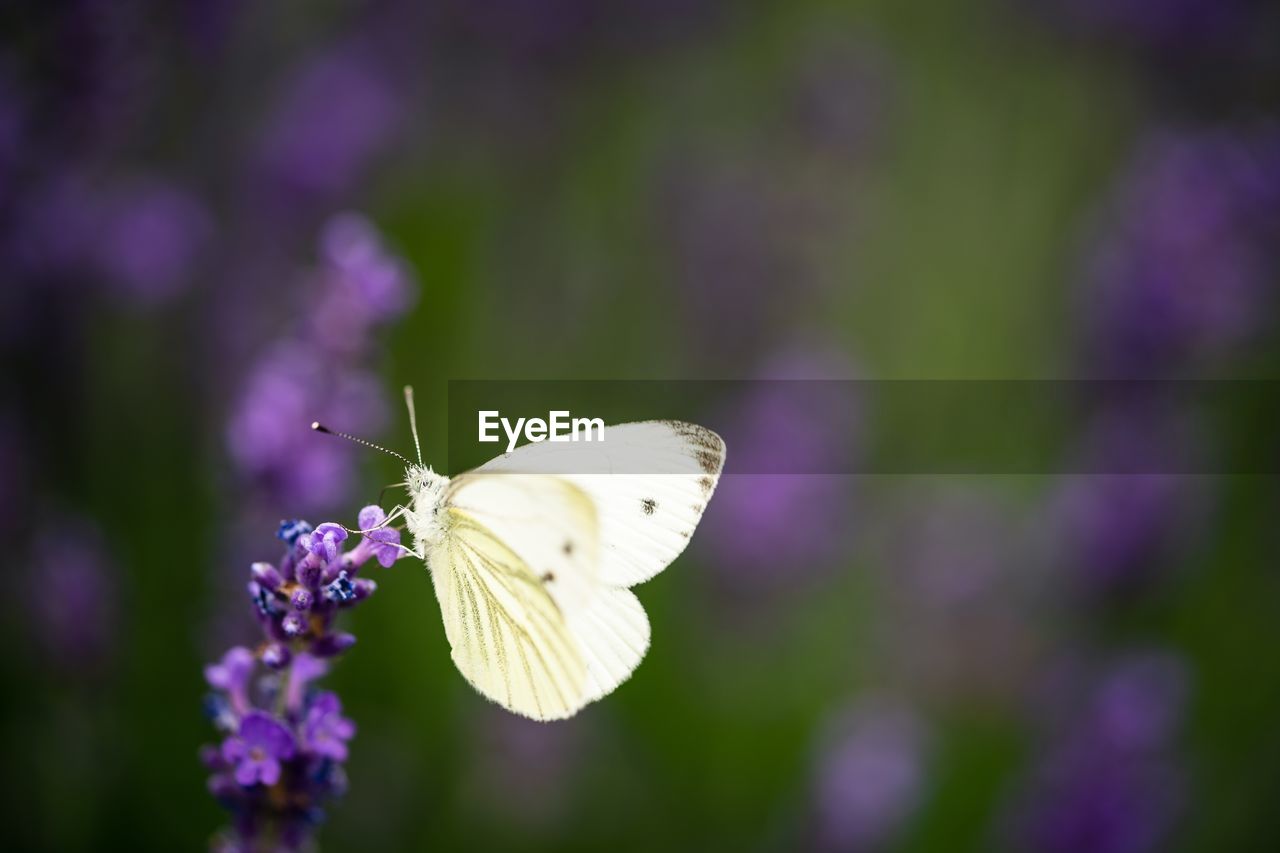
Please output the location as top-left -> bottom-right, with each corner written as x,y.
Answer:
341,503 -> 409,536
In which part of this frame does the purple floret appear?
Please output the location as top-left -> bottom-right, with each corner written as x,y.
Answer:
303,692 -> 356,762
222,712 -> 297,787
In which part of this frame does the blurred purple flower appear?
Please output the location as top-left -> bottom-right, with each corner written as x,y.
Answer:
1078,127 -> 1280,376
872,485 -> 1042,705
205,646 -> 255,715
812,696 -> 930,851
95,179 -> 212,304
699,348 -> 860,592
1090,654 -> 1189,752
1012,651 -> 1191,853
303,692 -> 356,761
285,652 -> 329,714
227,343 -> 388,511
226,214 -> 414,513
309,213 -> 415,352
1032,0 -> 1247,53
27,518 -> 117,672
257,49 -> 401,201
1047,406 -> 1206,595
222,712 -> 297,787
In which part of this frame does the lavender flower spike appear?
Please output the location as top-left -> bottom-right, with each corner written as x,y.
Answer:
201,510 -> 403,849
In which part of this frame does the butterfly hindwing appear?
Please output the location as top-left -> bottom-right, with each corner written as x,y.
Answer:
569,585 -> 651,703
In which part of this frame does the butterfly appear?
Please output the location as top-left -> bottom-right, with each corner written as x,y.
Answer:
317,387 -> 725,720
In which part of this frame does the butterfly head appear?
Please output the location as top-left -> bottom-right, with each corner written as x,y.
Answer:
404,463 -> 450,553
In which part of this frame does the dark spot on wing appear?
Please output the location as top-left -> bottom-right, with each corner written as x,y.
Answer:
541,571 -> 555,583
562,540 -> 574,556
699,476 -> 715,496
641,498 -> 657,516
695,450 -> 721,474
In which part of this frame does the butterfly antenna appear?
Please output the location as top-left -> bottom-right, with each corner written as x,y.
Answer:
311,422 -> 412,465
403,385 -> 423,465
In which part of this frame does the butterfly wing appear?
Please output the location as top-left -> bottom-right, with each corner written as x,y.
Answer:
570,585 -> 651,703
476,420 -> 727,587
431,474 -> 599,720
432,421 -> 724,718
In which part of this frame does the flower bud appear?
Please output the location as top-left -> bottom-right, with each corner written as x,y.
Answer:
311,632 -> 356,658
352,578 -> 377,602
282,612 -> 307,637
324,571 -> 356,604
251,562 -> 284,591
262,642 -> 292,670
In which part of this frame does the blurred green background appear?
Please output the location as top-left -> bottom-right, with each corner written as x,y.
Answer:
3,0 -> 1280,850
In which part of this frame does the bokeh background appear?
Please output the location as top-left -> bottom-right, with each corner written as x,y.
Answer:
4,0 -> 1280,850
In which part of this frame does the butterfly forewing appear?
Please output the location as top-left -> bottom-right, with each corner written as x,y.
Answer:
446,473 -> 600,616
477,421 -> 726,588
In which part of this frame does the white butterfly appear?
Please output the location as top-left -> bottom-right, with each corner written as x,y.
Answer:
320,387 -> 725,721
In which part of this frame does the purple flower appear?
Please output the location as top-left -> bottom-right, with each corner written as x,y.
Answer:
353,504 -> 405,568
1077,128 -> 1280,377
224,213 -> 414,515
812,697 -> 930,850
222,712 -> 297,787
318,213 -> 414,322
256,49 -> 401,200
1033,0 -> 1248,54
872,485 -> 1043,705
307,523 -> 348,564
277,519 -> 314,547
94,179 -> 212,305
27,519 -> 118,672
324,570 -> 356,603
250,561 -> 284,590
1011,651 -> 1191,853
311,632 -> 357,658
1090,653 -> 1189,753
285,652 -> 330,714
1018,748 -> 1184,853
205,646 -> 256,714
699,347 -> 860,592
303,692 -> 356,761
1048,406 -> 1206,595
226,345 -> 392,513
